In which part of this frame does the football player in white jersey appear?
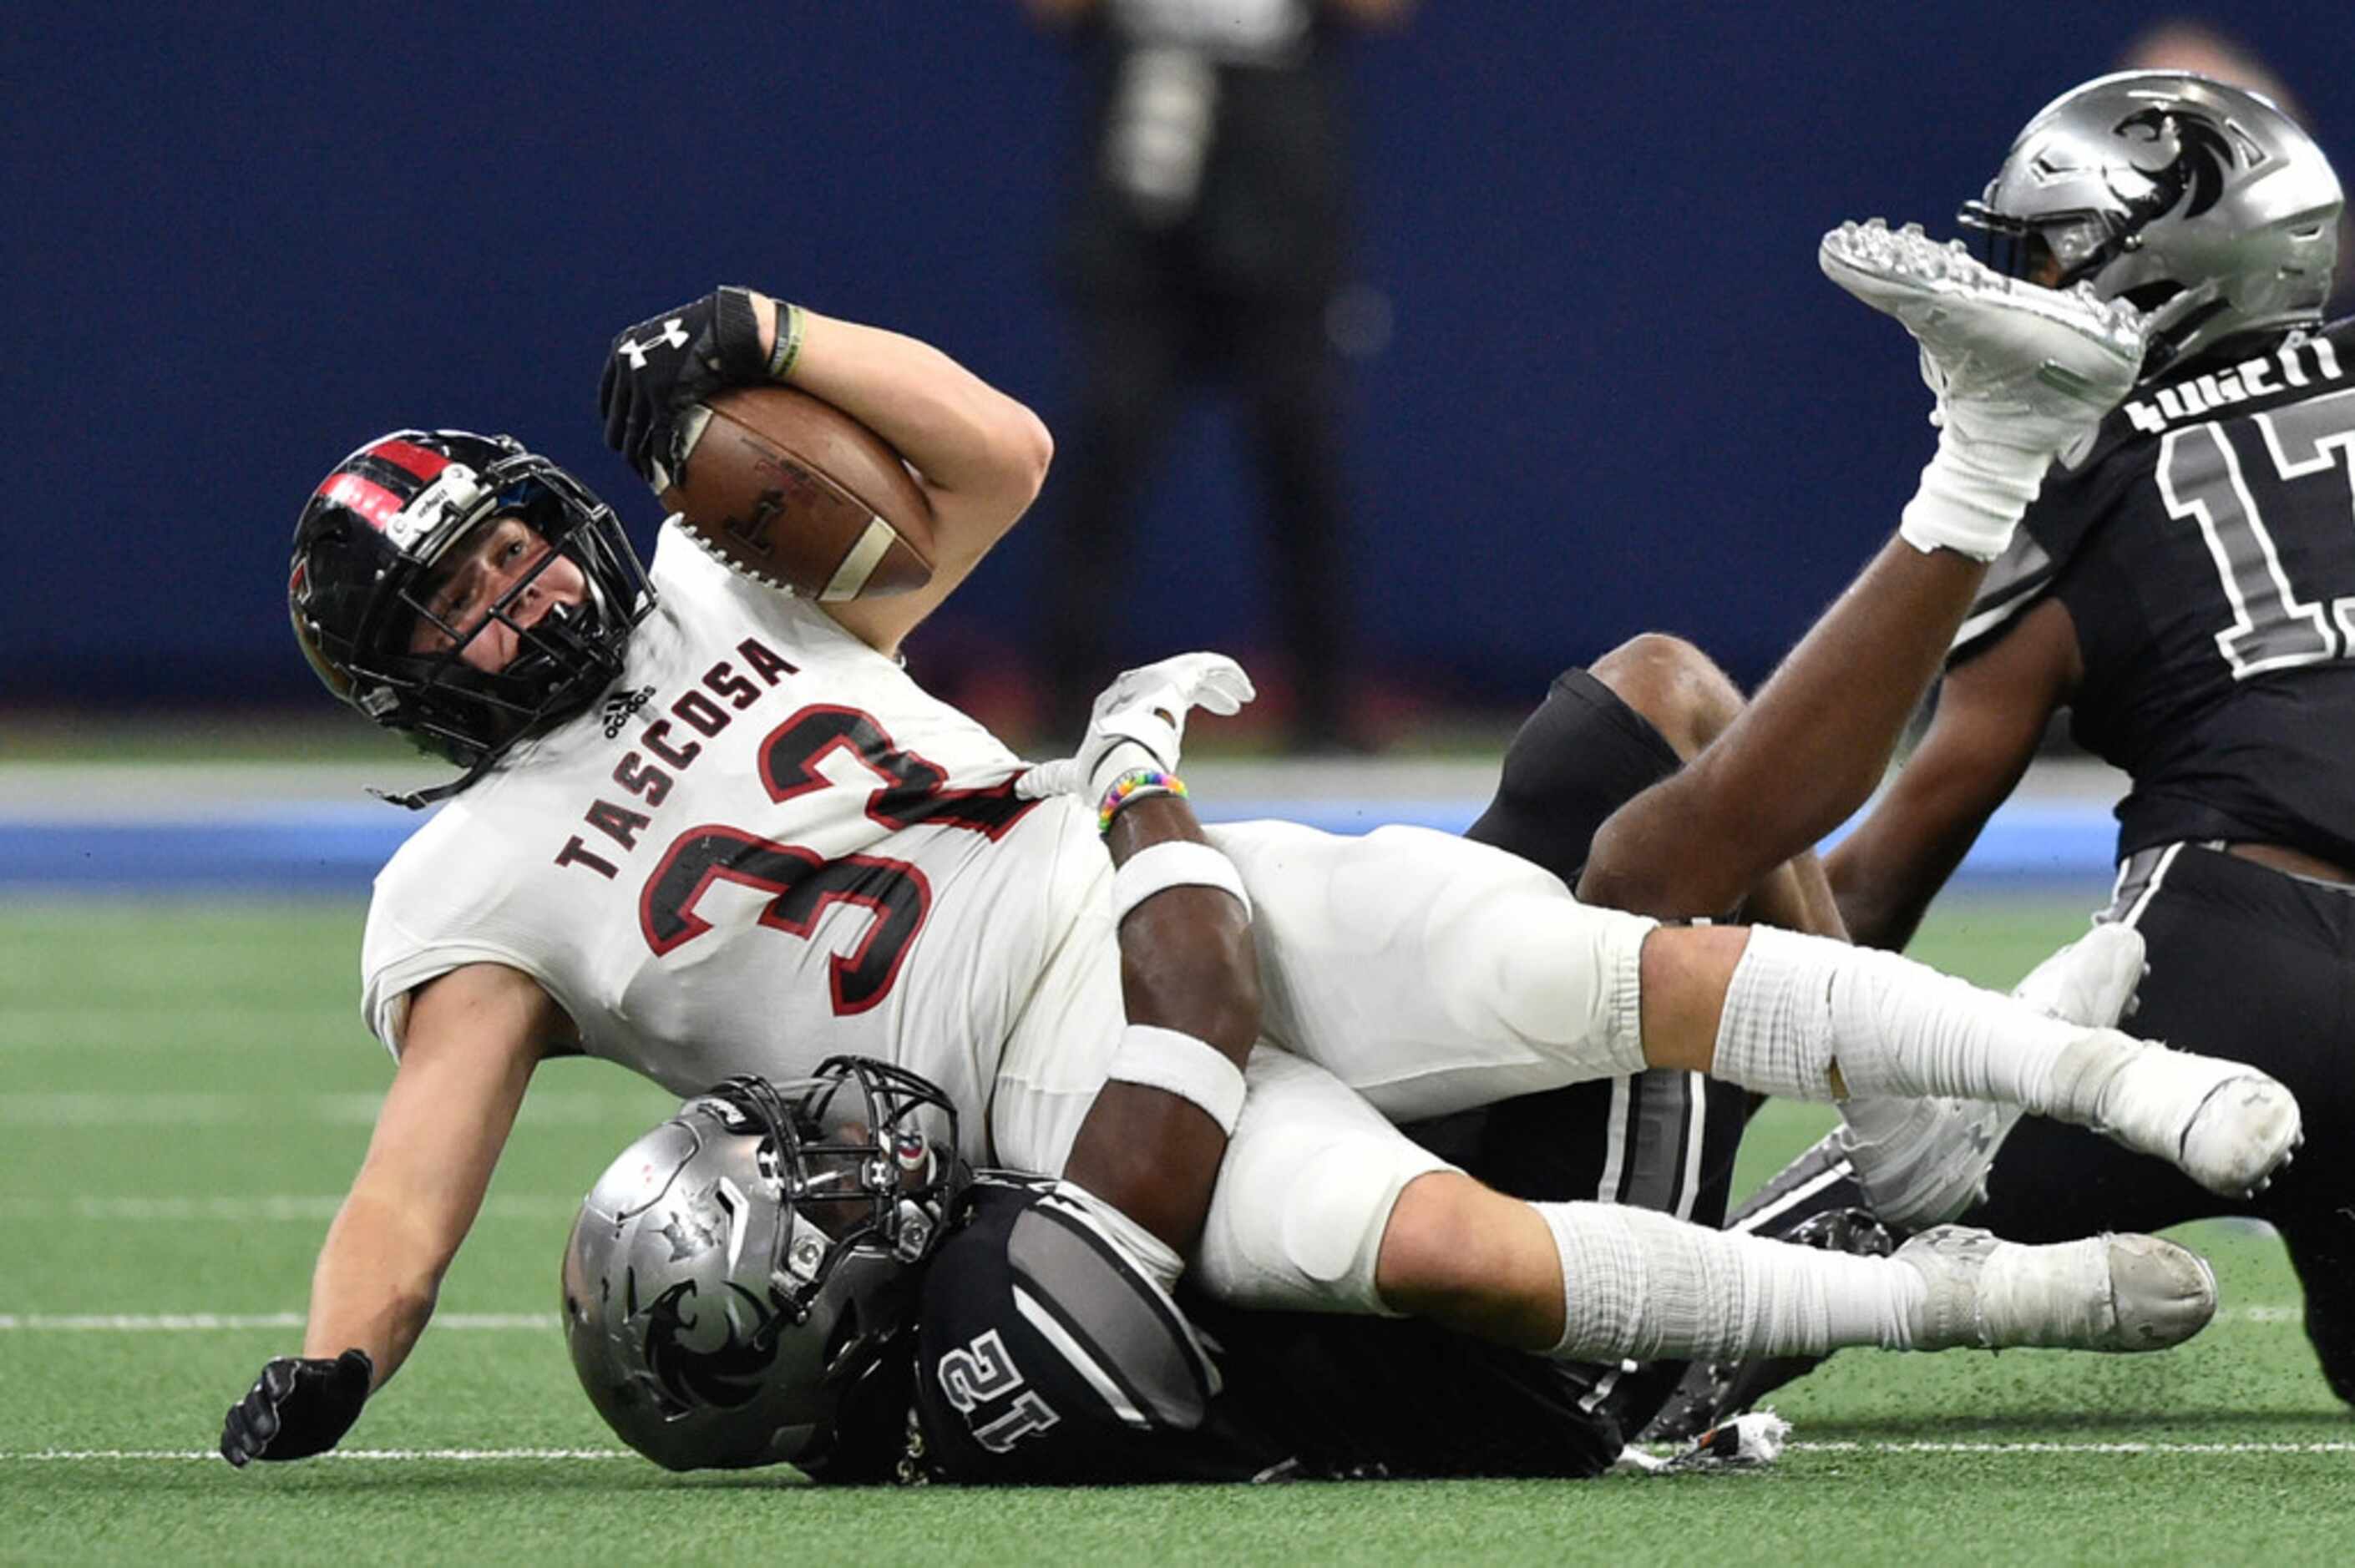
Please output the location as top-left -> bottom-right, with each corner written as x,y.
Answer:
226,235 -> 2302,1467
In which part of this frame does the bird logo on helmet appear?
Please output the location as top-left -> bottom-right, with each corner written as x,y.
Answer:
1960,71 -> 2343,374
560,1058 -> 969,1473
286,429 -> 656,807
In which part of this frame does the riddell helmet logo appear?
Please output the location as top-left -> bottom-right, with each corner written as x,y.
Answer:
602,685 -> 656,738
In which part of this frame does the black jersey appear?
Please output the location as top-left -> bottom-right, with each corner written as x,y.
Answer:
1953,317 -> 2355,867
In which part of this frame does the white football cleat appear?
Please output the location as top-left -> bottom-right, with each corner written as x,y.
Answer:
1898,1225 -> 2216,1352
1820,218 -> 2148,457
2048,1030 -> 2304,1198
1837,1096 -> 2006,1232
2012,923 -> 2146,1028
1834,925 -> 2153,1228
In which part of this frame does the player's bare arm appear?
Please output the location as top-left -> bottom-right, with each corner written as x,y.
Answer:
1579,539 -> 1988,920
750,296 -> 1052,654
1828,594 -> 2081,950
600,286 -> 1051,658
1061,791 -> 1260,1256
1026,652 -> 1260,1258
221,962 -> 568,1465
1578,221 -> 2146,921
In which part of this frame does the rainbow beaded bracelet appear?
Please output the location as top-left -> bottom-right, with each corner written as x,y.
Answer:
1098,768 -> 1186,835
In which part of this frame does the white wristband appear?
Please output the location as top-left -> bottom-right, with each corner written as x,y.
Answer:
1104,1024 -> 1248,1136
1111,840 -> 1251,924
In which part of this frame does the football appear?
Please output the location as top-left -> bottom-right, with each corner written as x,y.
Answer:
660,385 -> 935,600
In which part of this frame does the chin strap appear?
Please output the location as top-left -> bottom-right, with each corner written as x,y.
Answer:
368,753 -> 498,811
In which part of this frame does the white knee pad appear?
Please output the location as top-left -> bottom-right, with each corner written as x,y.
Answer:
1195,1050 -> 1454,1316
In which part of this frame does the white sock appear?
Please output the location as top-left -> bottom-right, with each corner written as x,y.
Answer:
1538,1201 -> 1923,1361
1712,926 -> 2095,1113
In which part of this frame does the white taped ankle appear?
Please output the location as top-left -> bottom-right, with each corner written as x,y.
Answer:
1538,1201 -> 1921,1363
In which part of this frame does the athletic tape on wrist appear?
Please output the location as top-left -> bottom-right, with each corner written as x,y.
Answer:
1111,840 -> 1250,924
767,301 -> 806,382
1105,1024 -> 1248,1136
1900,430 -> 2048,561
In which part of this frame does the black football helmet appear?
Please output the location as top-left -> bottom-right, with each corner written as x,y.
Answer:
288,430 -> 654,805
560,1059 -> 970,1474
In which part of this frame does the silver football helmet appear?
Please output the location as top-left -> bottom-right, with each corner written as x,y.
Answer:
1961,71 -> 2342,372
559,1059 -> 966,1472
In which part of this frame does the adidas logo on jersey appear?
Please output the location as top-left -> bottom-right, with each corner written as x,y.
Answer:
2123,336 -> 2345,435
601,685 -> 656,738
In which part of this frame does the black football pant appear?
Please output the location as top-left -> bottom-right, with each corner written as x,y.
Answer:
1969,844 -> 2355,1402
1725,842 -> 2355,1408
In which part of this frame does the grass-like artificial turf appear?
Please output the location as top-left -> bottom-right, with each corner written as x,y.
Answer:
6,894 -> 2351,1564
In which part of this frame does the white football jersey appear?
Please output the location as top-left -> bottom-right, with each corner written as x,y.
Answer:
361,523 -> 1107,1159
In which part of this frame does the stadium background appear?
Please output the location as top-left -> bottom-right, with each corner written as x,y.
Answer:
10,3 -> 2355,1559
13,0 -> 2353,719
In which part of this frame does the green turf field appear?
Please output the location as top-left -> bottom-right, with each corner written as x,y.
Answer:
6,893 -> 2351,1564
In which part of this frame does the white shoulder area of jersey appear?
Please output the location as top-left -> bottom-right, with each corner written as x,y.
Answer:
649,517 -> 891,665
359,788 -> 565,1060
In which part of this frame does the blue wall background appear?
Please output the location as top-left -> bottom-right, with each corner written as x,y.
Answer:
12,3 -> 2351,715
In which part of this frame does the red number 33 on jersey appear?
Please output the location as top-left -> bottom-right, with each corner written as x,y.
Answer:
636,706 -> 1038,1014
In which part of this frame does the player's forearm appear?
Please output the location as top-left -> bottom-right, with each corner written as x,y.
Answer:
301,1188 -> 453,1389
1063,797 -> 1259,1256
749,294 -> 1052,508
1583,539 -> 1983,917
1825,851 -> 1942,951
1107,798 -> 1261,1065
1736,850 -> 1850,941
1825,792 -> 1992,951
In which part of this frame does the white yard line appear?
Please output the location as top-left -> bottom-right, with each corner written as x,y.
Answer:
0,1306 -> 2302,1331
0,1313 -> 555,1331
0,1196 -> 578,1222
0,1091 -> 655,1125
2,1449 -> 632,1462
1791,1440 -> 2355,1454
5,1439 -> 2352,1463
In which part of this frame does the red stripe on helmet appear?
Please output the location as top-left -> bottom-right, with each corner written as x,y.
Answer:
320,471 -> 407,531
365,437 -> 453,483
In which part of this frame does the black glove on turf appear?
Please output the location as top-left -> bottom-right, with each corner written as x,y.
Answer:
598,286 -> 770,486
220,1348 -> 373,1468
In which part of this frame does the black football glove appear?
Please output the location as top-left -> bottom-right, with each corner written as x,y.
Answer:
598,286 -> 771,487
219,1348 -> 373,1468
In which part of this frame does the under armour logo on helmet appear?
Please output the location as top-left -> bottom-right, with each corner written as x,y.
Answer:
618,318 -> 691,371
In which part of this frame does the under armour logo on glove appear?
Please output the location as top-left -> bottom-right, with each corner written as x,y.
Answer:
599,287 -> 772,487
616,318 -> 690,371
